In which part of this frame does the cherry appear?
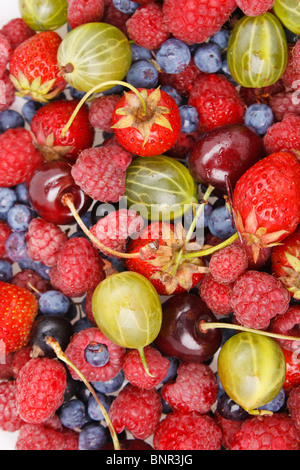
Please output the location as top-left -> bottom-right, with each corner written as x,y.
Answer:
27,161 -> 92,225
188,124 -> 265,194
154,292 -> 222,363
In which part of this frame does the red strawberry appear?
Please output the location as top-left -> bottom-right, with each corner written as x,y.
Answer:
9,31 -> 66,102
125,222 -> 208,295
232,151 -> 300,262
0,282 -> 38,355
111,87 -> 181,157
30,99 -> 95,163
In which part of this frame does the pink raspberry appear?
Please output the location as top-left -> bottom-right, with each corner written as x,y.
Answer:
126,3 -> 170,50
269,91 -> 300,122
64,327 -> 125,382
230,270 -> 290,330
0,32 -> 12,77
0,220 -> 12,258
0,353 -> 13,381
162,0 -> 236,45
287,385 -> 300,431
159,58 -> 203,98
153,411 -> 222,450
71,144 -> 132,203
0,70 -> 16,112
11,345 -> 32,379
123,346 -> 170,389
161,362 -> 218,414
16,423 -> 66,450
214,410 -> 247,450
263,113 -> 300,156
235,0 -> 275,16
11,268 -> 50,298
109,384 -> 162,440
199,273 -> 234,316
269,305 -> 300,353
0,18 -> 35,50
230,414 -> 300,450
209,244 -> 248,284
102,0 -> 131,37
25,218 -> 68,267
16,357 -> 67,424
239,79 -> 285,107
0,380 -> 25,432
89,94 -> 120,133
293,39 -> 300,73
67,0 -> 105,29
62,428 -> 79,450
281,45 -> 300,90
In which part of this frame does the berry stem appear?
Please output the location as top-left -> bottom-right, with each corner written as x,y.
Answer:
45,336 -> 121,451
138,347 -> 154,378
182,231 -> 239,260
61,80 -> 147,137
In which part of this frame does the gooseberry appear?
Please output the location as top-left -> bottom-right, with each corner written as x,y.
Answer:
19,0 -> 68,31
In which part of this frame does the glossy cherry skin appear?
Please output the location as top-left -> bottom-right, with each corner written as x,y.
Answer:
154,293 -> 222,363
27,161 -> 92,225
188,124 -> 265,194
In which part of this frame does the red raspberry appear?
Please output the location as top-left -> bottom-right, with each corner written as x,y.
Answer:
162,0 -> 236,45
50,237 -> 105,297
0,70 -> 16,112
123,346 -> 170,389
62,427 -> 79,450
0,18 -> 35,51
0,353 -> 13,380
0,32 -> 12,77
161,362 -> 218,414
269,305 -> 300,353
0,380 -> 25,432
16,423 -> 66,450
281,45 -> 300,90
188,74 -> 246,132
126,3 -> 170,50
230,270 -> 290,330
0,128 -> 43,187
235,0 -> 275,16
102,0 -> 131,37
11,345 -> 32,379
209,244 -> 248,284
89,94 -> 120,133
263,113 -> 300,156
67,0 -> 105,29
269,91 -> 300,122
230,413 -> 300,450
167,129 -> 202,161
90,209 -> 144,257
25,218 -> 68,267
159,58 -> 203,98
16,357 -> 67,424
82,289 -> 97,326
287,385 -> 300,431
282,347 -> 300,393
214,410 -> 247,450
64,327 -> 125,382
11,269 -> 50,299
109,384 -> 162,440
0,220 -> 12,258
199,273 -> 234,316
239,79 -> 285,107
71,144 -> 132,203
153,411 -> 222,450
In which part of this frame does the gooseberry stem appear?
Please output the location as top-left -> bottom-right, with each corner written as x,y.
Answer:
138,347 -> 154,377
182,231 -> 239,260
45,336 -> 121,451
61,80 -> 147,137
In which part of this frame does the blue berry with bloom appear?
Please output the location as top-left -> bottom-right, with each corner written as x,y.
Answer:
92,370 -> 125,394
130,42 -> 153,63
126,60 -> 159,88
78,422 -> 109,450
87,392 -> 114,421
160,85 -> 182,106
179,105 -> 199,133
156,38 -> 191,74
210,28 -> 231,50
259,388 -> 285,412
22,100 -> 44,124
5,231 -> 27,263
38,290 -> 70,316
0,109 -> 24,131
207,204 -> 236,240
0,187 -> 17,220
84,342 -> 110,367
244,103 -> 274,135
59,398 -> 89,430
194,41 -> 222,73
0,260 -> 12,282
6,203 -> 34,231
113,0 -> 139,15
15,182 -> 30,205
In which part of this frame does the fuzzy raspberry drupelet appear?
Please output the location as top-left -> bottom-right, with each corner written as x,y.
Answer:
230,270 -> 290,330
123,346 -> 170,389
263,113 -> 300,156
233,238 -> 271,270
16,423 -> 66,450
0,32 -> 12,77
199,273 -> 234,316
126,3 -> 170,50
209,244 -> 248,284
0,18 -> 35,51
287,385 -> 300,431
230,413 -> 300,450
159,58 -> 203,98
235,0 -> 275,16
0,128 -> 43,187
25,218 -> 68,267
109,384 -> 162,440
89,94 -> 120,133
269,91 -> 300,122
214,410 -> 247,450
153,411 -> 222,450
281,45 -> 300,90
16,357 -> 67,424
161,362 -> 218,414
0,70 -> 16,112
11,346 -> 32,379
67,0 -> 105,29
11,269 -> 49,299
0,380 -> 25,432
269,305 -> 300,353
71,144 -> 132,203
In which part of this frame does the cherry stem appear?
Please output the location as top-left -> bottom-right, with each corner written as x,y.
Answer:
61,80 -> 147,137
61,194 -> 140,259
45,336 -> 121,451
182,231 -> 239,260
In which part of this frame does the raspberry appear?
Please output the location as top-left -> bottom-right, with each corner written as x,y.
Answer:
161,362 -> 218,414
235,0 -> 275,16
269,305 -> 300,353
230,270 -> 290,330
90,209 -> 144,257
162,0 -> 236,45
159,58 -> 203,98
11,268 -> 49,298
199,273 -> 234,316
109,384 -> 162,439
123,346 -> 170,389
0,18 -> 35,50
230,413 -> 300,450
214,410 -> 246,450
0,353 -> 13,381
25,218 -> 68,267
0,128 -> 43,187
89,94 -> 120,133
281,45 -> 300,90
188,73 -> 245,132
62,427 -> 79,450
50,237 -> 105,297
0,220 -> 12,258
0,380 -> 25,432
82,289 -> 97,326
64,327 -> 125,382
11,345 -> 32,379
126,3 -> 170,50
71,144 -> 132,203
153,411 -> 222,450
166,129 -> 201,161
233,237 -> 271,270
67,0 -> 105,29
269,91 -> 300,122
0,32 -> 12,77
263,113 -> 300,156
16,423 -> 66,450
209,244 -> 248,284
239,79 -> 285,107
0,70 -> 16,112
102,0 -> 131,37
287,385 -> 300,431
16,357 -> 67,424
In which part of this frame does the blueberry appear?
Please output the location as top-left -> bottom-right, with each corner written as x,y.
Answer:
38,290 -> 70,316
126,60 -> 159,88
78,422 -> 109,450
158,387 -> 173,414
73,316 -> 95,333
15,182 -> 30,205
156,38 -> 191,74
84,342 -> 110,367
194,41 -> 222,73
259,388 -> 286,412
101,84 -> 124,96
183,202 -> 213,237
87,392 -> 114,421
5,231 -> 27,262
210,28 -> 231,50
0,187 -> 17,220
217,393 -> 249,421
0,260 -> 12,282
179,104 -> 199,133
35,263 -> 51,280
6,203 -> 34,231
92,370 -> 125,394
0,109 -> 25,131
244,103 -> 274,135
59,398 -> 90,430
160,85 -> 182,106
130,42 -> 153,63
207,204 -> 237,240
113,0 -> 139,15
69,86 -> 86,100
161,356 -> 179,383
21,100 -> 44,124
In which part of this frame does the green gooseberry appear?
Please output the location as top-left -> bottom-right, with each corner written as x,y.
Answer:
19,0 -> 68,31
273,0 -> 300,35
217,332 -> 286,413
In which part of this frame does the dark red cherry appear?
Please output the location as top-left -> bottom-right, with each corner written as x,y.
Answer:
154,293 -> 222,363
188,124 -> 265,193
27,161 -> 92,225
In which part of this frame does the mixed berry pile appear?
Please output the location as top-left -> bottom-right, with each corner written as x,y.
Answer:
2,0 -> 300,451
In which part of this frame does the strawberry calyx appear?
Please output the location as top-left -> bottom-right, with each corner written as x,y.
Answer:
30,125 -> 73,163
9,70 -> 65,103
278,252 -> 300,299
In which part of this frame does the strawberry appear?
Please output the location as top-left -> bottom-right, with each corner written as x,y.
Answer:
30,99 -> 95,163
9,31 -> 66,103
0,282 -> 38,355
111,87 -> 181,157
125,221 -> 208,295
232,151 -> 300,262
271,226 -> 300,300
